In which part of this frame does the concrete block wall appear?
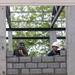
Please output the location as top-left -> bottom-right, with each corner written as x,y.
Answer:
6,50 -> 67,75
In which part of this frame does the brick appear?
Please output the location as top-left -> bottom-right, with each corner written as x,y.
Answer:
43,68 -> 54,73
13,63 -> 25,68
26,63 -> 37,68
60,50 -> 66,56
48,63 -> 59,68
54,56 -> 66,62
42,56 -> 53,62
7,57 -> 18,62
38,63 -> 47,68
7,63 -> 12,68
7,69 -> 18,74
22,69 -> 29,74
60,63 -> 66,68
32,57 -> 41,62
20,57 -> 31,62
30,69 -> 41,74
6,51 -> 13,57
55,68 -> 67,73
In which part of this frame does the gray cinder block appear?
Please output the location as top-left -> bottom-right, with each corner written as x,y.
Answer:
60,63 -> 66,68
13,63 -> 25,68
22,69 -> 29,74
38,63 -> 47,68
7,57 -> 18,62
48,63 -> 59,68
7,69 -> 18,74
20,57 -> 31,62
32,57 -> 41,62
6,51 -> 13,57
7,63 -> 12,68
54,56 -> 66,62
55,68 -> 67,73
43,68 -> 54,73
26,63 -> 37,68
42,56 -> 53,62
60,50 -> 66,56
30,69 -> 41,74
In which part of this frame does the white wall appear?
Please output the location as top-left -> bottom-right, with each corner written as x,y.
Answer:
0,6 -> 6,75
66,6 -> 75,75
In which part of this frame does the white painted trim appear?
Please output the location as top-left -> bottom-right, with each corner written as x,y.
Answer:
0,0 -> 75,5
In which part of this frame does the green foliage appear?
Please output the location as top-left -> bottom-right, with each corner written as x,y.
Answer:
60,40 -> 66,47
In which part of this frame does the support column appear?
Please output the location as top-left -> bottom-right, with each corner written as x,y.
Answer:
66,6 -> 75,75
50,31 -> 57,50
0,6 -> 6,75
8,31 -> 12,51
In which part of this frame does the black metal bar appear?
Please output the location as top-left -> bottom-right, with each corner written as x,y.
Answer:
57,37 -> 65,39
11,20 -> 52,22
6,28 -> 65,31
51,6 -> 65,28
10,11 -> 51,13
10,10 -> 65,13
10,19 -> 65,22
6,36 -> 65,39
6,6 -> 11,28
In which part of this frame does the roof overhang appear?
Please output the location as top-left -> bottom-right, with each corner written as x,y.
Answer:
0,0 -> 75,6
